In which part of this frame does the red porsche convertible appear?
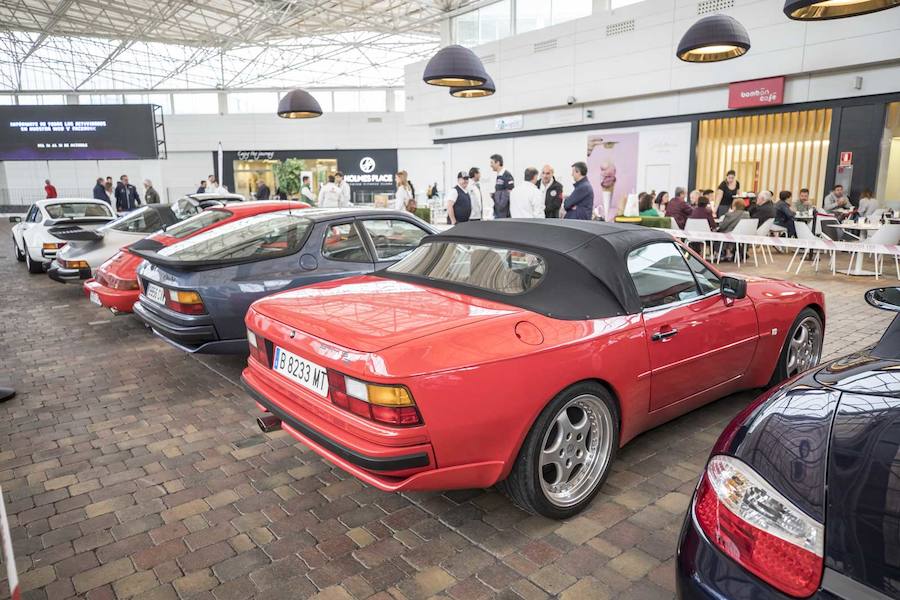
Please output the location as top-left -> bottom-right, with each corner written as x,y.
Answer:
83,201 -> 309,314
242,220 -> 825,518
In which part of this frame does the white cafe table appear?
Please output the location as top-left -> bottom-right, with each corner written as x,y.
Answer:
833,221 -> 882,276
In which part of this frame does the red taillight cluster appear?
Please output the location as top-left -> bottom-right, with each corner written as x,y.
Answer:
327,371 -> 421,426
694,455 -> 823,597
96,269 -> 139,290
247,329 -> 267,365
165,289 -> 206,315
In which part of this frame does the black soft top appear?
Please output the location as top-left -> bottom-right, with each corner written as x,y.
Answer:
383,219 -> 673,319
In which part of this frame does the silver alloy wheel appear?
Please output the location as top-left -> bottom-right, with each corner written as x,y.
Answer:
786,315 -> 823,377
538,394 -> 614,508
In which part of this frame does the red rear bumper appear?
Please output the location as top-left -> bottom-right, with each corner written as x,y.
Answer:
83,279 -> 139,314
241,361 -> 504,492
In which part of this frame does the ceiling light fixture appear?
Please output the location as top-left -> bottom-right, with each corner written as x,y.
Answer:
277,89 -> 323,118
423,44 -> 488,87
449,74 -> 496,98
784,0 -> 899,19
676,15 -> 751,63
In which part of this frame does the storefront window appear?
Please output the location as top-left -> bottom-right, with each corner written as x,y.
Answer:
695,108 -> 832,205
517,0 -> 591,33
880,103 -> 900,203
453,0 -> 510,46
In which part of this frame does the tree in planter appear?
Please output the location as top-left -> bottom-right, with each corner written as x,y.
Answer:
272,158 -> 304,198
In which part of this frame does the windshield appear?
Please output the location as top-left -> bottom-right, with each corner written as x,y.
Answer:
387,241 -> 546,295
102,206 -> 167,233
163,209 -> 233,239
45,202 -> 113,219
170,197 -> 202,220
158,213 -> 313,261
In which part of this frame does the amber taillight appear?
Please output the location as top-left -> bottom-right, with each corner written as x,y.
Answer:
327,371 -> 422,426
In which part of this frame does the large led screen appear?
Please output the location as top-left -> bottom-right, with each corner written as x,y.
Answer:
0,104 -> 159,160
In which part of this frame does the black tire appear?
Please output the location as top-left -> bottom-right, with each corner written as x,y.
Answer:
500,381 -> 619,519
769,307 -> 824,386
25,245 -> 43,274
13,237 -> 25,262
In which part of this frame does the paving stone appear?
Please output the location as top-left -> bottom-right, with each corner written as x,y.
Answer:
72,558 -> 135,594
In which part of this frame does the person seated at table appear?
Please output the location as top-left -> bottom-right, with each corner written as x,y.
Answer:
639,193 -> 660,217
689,189 -> 702,207
774,190 -> 797,237
823,184 -> 850,214
793,188 -> 813,214
653,191 -> 669,215
858,188 -> 879,219
690,196 -> 717,231
750,190 -> 776,224
718,198 -> 750,233
665,187 -> 692,228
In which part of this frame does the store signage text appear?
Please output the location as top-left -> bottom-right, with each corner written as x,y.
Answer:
728,77 -> 785,109
236,150 -> 275,160
345,155 -> 393,185
495,115 -> 524,131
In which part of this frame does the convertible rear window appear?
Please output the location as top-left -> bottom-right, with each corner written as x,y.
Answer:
387,241 -> 545,295
45,203 -> 112,219
163,209 -> 232,239
158,213 -> 313,261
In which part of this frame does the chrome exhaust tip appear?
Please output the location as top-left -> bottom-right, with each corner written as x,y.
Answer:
257,415 -> 281,433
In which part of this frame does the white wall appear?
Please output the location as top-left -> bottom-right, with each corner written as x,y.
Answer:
441,122 -> 691,198
405,0 -> 900,133
1,111 -> 438,203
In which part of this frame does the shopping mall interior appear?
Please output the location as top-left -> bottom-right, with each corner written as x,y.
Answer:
2,0 -> 900,598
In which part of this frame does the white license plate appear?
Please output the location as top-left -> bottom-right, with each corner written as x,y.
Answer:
146,283 -> 166,305
272,346 -> 329,397
89,291 -> 101,306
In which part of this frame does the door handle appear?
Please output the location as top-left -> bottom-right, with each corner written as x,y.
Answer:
651,328 -> 678,341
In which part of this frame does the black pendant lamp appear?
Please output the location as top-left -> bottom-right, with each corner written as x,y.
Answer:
676,14 -> 751,63
449,74 -> 496,98
422,44 -> 488,87
784,0 -> 899,19
277,89 -> 322,118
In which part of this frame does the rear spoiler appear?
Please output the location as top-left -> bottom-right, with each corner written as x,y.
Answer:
48,224 -> 105,241
129,247 -> 266,272
44,217 -> 114,227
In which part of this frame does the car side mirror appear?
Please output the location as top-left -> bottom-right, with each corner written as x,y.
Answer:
9,216 -> 22,223
721,275 -> 747,300
865,287 -> 900,312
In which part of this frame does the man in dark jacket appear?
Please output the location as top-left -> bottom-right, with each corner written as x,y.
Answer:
92,177 -> 106,201
749,190 -> 776,225
114,175 -> 141,212
665,187 -> 692,229
564,162 -> 594,220
538,165 -> 564,218
490,154 -> 514,218
256,180 -> 271,200
774,190 -> 797,237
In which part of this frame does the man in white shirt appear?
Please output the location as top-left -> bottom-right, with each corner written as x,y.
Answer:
509,168 -> 544,219
206,175 -> 228,194
335,172 -> 351,207
467,167 -> 486,221
300,176 -> 316,205
318,176 -> 342,208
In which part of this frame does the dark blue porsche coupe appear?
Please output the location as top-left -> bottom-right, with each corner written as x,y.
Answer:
677,286 -> 900,600
131,208 -> 435,354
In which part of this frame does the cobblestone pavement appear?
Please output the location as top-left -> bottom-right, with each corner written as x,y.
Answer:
0,222 -> 894,600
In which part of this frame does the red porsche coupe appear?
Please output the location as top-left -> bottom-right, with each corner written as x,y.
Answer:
241,220 -> 825,518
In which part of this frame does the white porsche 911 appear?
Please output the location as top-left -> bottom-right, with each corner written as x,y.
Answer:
48,197 -> 203,284
10,199 -> 116,274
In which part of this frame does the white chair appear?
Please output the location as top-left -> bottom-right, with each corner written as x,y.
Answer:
685,218 -> 711,258
856,224 -> 900,279
788,221 -> 835,275
756,218 -> 776,263
731,218 -> 760,267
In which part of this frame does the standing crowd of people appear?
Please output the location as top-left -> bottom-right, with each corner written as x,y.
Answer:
88,174 -> 158,212
441,154 -> 595,225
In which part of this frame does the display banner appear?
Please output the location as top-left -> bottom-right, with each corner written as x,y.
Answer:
728,77 -> 785,109
586,133 -> 639,221
0,105 -> 158,160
